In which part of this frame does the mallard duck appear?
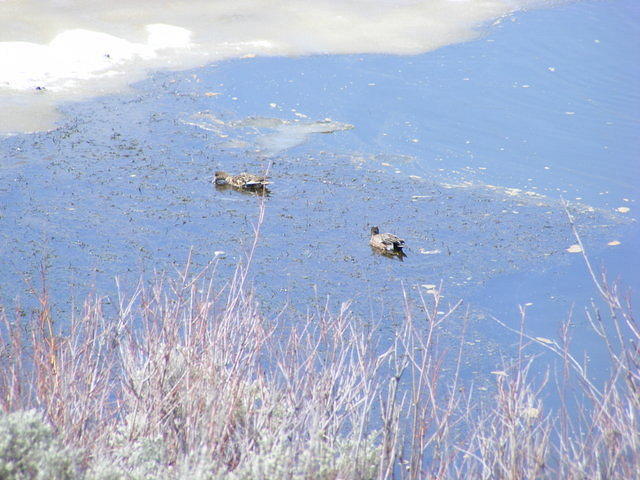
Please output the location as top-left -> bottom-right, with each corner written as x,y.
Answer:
370,226 -> 405,253
214,171 -> 271,190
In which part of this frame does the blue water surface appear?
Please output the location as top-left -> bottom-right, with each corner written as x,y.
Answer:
0,0 -> 638,376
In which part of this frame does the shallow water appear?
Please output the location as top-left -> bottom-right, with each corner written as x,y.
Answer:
0,0 -> 546,134
0,0 -> 638,375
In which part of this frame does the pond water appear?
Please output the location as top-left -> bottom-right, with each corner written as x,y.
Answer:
0,0 -> 638,377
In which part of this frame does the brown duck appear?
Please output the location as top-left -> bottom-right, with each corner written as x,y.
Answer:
370,226 -> 405,253
214,171 -> 271,190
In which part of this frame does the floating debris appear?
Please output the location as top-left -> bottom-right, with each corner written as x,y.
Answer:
421,284 -> 438,295
607,240 -> 621,246
566,245 -> 583,253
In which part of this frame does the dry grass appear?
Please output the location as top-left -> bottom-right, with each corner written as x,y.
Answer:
0,210 -> 638,479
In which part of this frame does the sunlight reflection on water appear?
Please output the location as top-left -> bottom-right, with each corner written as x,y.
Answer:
0,0 -> 560,133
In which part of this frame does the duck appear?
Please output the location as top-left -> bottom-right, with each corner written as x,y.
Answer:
370,226 -> 405,253
214,171 -> 271,190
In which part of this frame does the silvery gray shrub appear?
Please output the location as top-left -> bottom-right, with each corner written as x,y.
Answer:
0,410 -> 76,480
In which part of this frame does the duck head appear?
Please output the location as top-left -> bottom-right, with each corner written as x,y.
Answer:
214,171 -> 228,183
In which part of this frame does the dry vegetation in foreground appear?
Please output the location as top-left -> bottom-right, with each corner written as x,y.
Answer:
0,220 -> 638,479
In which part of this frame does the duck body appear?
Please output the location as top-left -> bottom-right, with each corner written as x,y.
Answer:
214,171 -> 270,190
370,226 -> 405,252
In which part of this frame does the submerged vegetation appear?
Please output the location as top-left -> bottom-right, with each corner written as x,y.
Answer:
0,220 -> 638,480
